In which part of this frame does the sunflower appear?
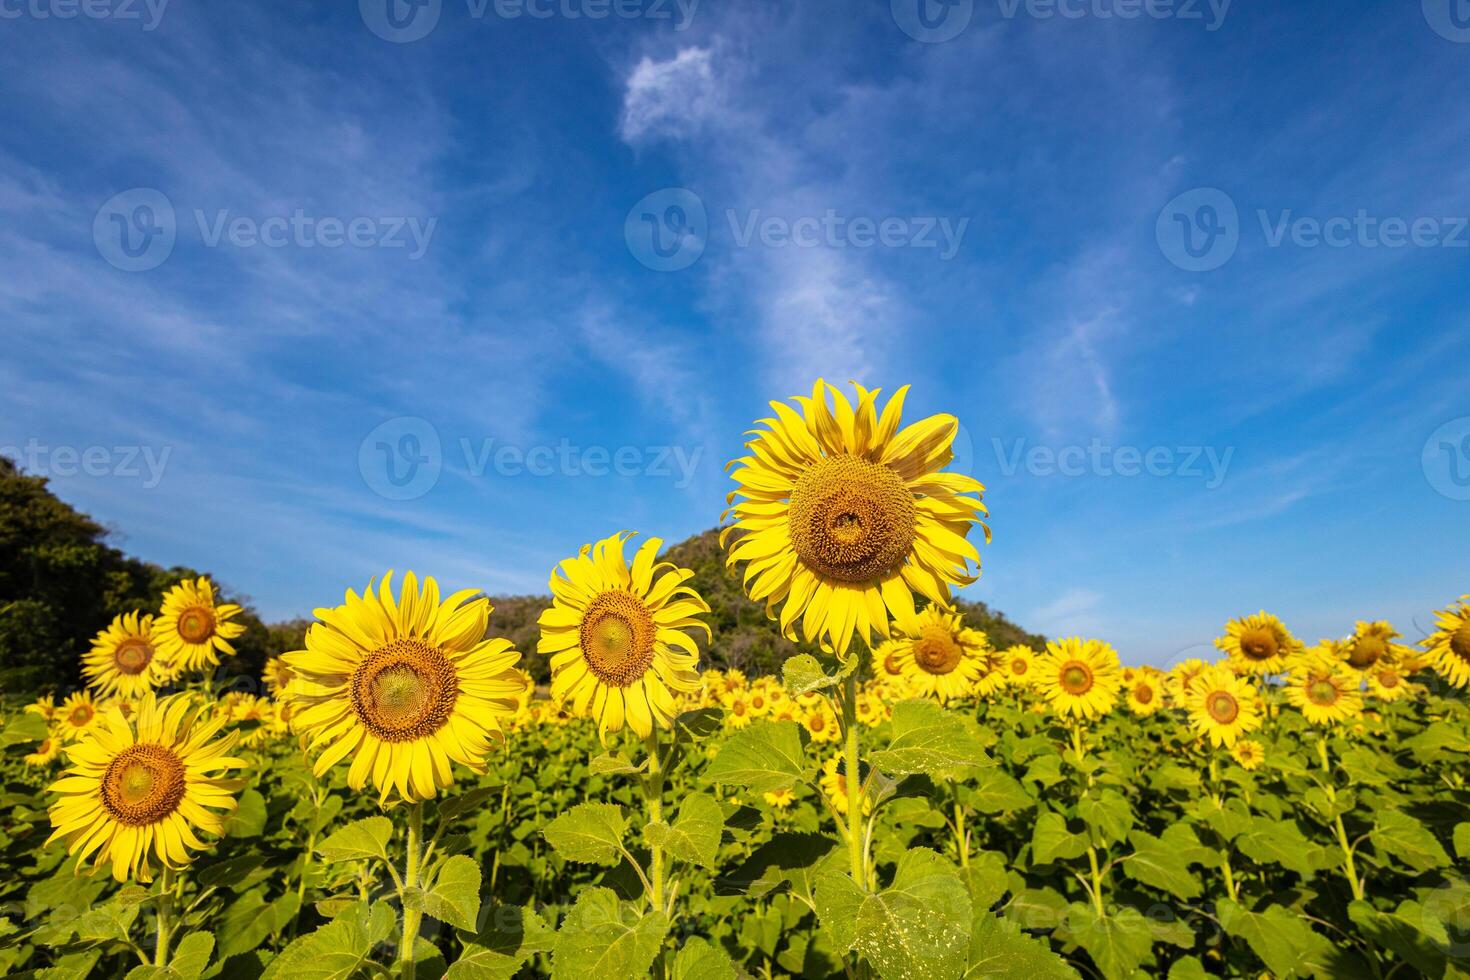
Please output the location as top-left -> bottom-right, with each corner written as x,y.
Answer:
1185,666 -> 1263,748
1341,621 -> 1408,673
1000,645 -> 1037,688
25,736 -> 62,767
1215,612 -> 1301,676
1033,638 -> 1123,721
1367,663 -> 1415,703
1164,658 -> 1210,705
261,656 -> 294,697
1284,652 -> 1363,726
801,699 -> 842,744
883,605 -> 994,703
724,694 -> 755,730
284,572 -> 528,803
1230,739 -> 1265,771
26,695 -> 56,721
45,693 -> 245,882
57,692 -> 102,742
1125,670 -> 1165,718
762,788 -> 795,810
155,577 -> 246,675
82,612 -> 171,699
1421,595 -> 1470,689
539,532 -> 710,741
723,380 -> 989,657
820,756 -> 871,817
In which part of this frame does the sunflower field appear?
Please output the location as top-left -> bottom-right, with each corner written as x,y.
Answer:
2,381 -> 1468,980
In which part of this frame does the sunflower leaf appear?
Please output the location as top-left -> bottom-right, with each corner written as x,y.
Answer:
316,816 -> 393,864
1216,898 -> 1333,979
1371,811 -> 1451,872
1120,831 -> 1202,900
782,653 -> 853,696
670,937 -> 738,980
644,794 -> 724,870
589,752 -> 645,776
1455,822 -> 1470,861
869,700 -> 989,776
1077,789 -> 1134,847
404,855 -> 481,931
551,888 -> 668,980
1030,811 -> 1088,865
260,901 -> 393,980
1064,902 -> 1154,979
966,909 -> 1078,978
542,802 -> 629,866
706,721 -> 809,793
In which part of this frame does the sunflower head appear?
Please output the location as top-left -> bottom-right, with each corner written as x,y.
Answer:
539,532 -> 710,742
1341,621 -> 1407,672
1034,638 -> 1123,721
57,692 -> 101,741
284,571 -> 529,803
1421,596 -> 1470,690
1230,739 -> 1265,771
1185,666 -> 1263,748
155,577 -> 246,676
82,612 -> 171,700
723,380 -> 988,656
999,645 -> 1037,688
1284,650 -> 1364,726
1126,670 -> 1164,717
1216,612 -> 1300,676
889,605 -> 995,703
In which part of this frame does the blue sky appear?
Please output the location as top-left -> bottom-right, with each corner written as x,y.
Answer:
2,0 -> 1467,665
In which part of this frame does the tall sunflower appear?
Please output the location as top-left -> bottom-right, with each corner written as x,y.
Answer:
83,612 -> 171,699
155,577 -> 246,675
999,645 -> 1037,688
1185,666 -> 1263,748
884,605 -> 995,703
1125,669 -> 1165,718
1367,663 -> 1415,703
284,572 -> 528,804
722,380 -> 989,657
1420,595 -> 1470,689
1341,621 -> 1408,673
1284,652 -> 1363,726
1034,638 -> 1123,721
57,691 -> 102,742
538,532 -> 710,741
1215,612 -> 1301,676
45,693 -> 244,882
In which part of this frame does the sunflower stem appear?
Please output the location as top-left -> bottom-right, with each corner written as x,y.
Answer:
1315,737 -> 1366,901
154,865 -> 175,968
950,781 -> 969,870
841,669 -> 866,887
644,731 -> 666,915
398,801 -> 425,980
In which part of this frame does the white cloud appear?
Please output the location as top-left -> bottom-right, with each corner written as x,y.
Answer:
620,47 -> 725,143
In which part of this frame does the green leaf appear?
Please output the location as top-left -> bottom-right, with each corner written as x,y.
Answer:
1457,822 -> 1470,861
820,849 -> 972,980
542,802 -> 629,866
404,854 -> 481,930
1031,811 -> 1088,865
126,933 -> 213,979
813,867 -> 867,954
644,794 -> 724,870
1236,818 -> 1331,877
967,768 -> 1034,815
224,788 -> 266,838
717,832 -> 838,899
1064,903 -> 1154,979
589,753 -> 644,776
965,909 -> 1077,978
1122,831 -> 1202,900
438,786 -> 499,824
0,711 -> 48,747
1371,811 -> 1451,872
447,904 -> 555,980
550,888 -> 668,979
1348,899 -> 1451,978
782,653 -> 837,695
1077,789 -> 1133,847
964,852 -> 1011,912
317,816 -> 393,864
1216,898 -> 1332,979
261,902 -> 395,980
870,700 -> 988,776
1165,957 -> 1211,980
669,937 -> 737,980
706,720 -> 808,793
674,707 -> 724,739
196,854 -> 266,890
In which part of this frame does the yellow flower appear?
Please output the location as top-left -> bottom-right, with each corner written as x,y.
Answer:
25,695 -> 56,721
999,646 -> 1037,689
25,736 -> 62,767
1230,739 -> 1265,771
1215,612 -> 1301,676
261,656 -> 294,697
1284,651 -> 1363,726
1125,670 -> 1165,717
1164,659 -> 1209,706
45,693 -> 245,882
1367,663 -> 1416,702
724,693 -> 755,730
1185,666 -> 1263,748
884,605 -> 996,703
82,613 -> 171,699
284,571 -> 528,803
1341,621 -> 1408,673
762,788 -> 795,810
820,756 -> 870,817
801,699 -> 842,744
1420,595 -> 1470,689
1033,638 -> 1122,721
155,577 -> 246,675
723,380 -> 988,656
539,532 -> 710,741
57,691 -> 102,742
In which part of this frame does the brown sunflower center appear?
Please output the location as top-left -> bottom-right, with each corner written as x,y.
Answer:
809,714 -> 828,732
1238,626 -> 1279,662
1307,678 -> 1340,706
68,704 -> 95,727
114,639 -> 154,675
177,606 -> 216,644
1450,623 -> 1470,663
788,454 -> 916,583
1206,691 -> 1240,724
1060,661 -> 1094,695
101,743 -> 186,826
1348,635 -> 1387,669
1011,658 -> 1029,676
579,591 -> 656,687
912,626 -> 962,675
1133,683 -> 1155,705
1376,668 -> 1402,689
350,637 -> 458,742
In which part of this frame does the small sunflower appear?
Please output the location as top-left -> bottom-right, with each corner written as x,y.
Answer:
1341,621 -> 1408,673
1230,739 -> 1265,771
45,693 -> 245,882
1185,666 -> 1263,748
1034,638 -> 1122,721
723,380 -> 989,657
539,532 -> 710,741
1125,670 -> 1165,717
285,572 -> 529,803
762,788 -> 795,811
801,699 -> 842,744
1367,663 -> 1415,703
155,577 -> 246,675
83,612 -> 171,699
724,694 -> 755,730
820,756 -> 870,817
25,695 -> 57,721
1164,658 -> 1210,705
261,656 -> 294,697
26,736 -> 62,767
885,606 -> 994,703
57,692 -> 102,742
1215,612 -> 1301,676
1284,652 -> 1363,726
1421,595 -> 1470,689
999,645 -> 1037,688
